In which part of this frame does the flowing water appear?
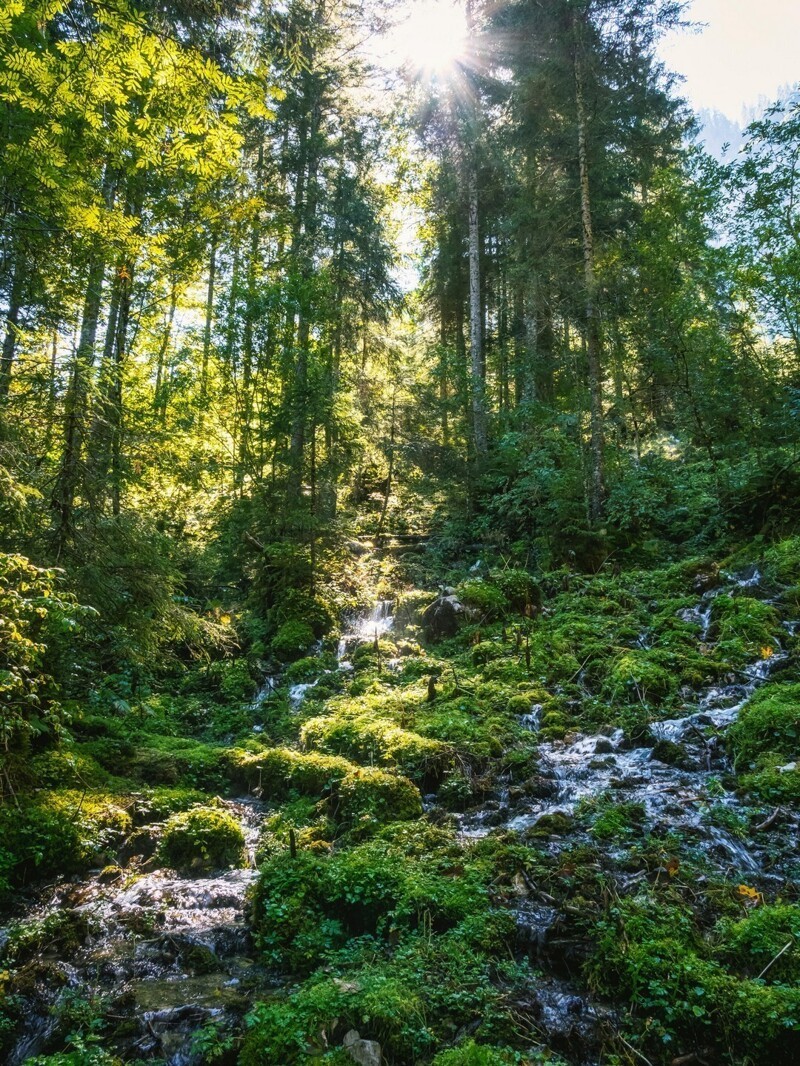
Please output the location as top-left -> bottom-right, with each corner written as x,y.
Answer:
3,581 -> 796,1062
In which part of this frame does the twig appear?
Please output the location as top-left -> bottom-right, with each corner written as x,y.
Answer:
757,939 -> 794,980
617,1033 -> 655,1066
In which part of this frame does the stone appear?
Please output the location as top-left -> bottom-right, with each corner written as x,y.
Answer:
594,738 -> 614,754
343,1029 -> 382,1066
422,595 -> 464,640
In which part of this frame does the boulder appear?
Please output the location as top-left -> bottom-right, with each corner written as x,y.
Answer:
422,595 -> 464,640
343,1030 -> 382,1066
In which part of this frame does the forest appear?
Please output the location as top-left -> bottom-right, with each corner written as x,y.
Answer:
1,0 -> 800,1062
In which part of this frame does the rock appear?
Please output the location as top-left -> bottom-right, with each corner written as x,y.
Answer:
346,540 -> 371,556
343,1029 -> 382,1066
422,595 -> 464,640
650,739 -> 692,769
594,738 -> 614,754
118,826 -> 161,864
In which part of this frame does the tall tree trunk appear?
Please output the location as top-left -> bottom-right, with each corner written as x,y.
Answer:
154,282 -> 178,421
0,255 -> 25,402
199,239 -> 217,426
468,159 -> 488,456
53,253 -> 107,552
574,27 -> 605,523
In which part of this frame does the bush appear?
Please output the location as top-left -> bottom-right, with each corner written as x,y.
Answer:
491,569 -> 540,613
0,791 -> 132,905
158,806 -> 246,871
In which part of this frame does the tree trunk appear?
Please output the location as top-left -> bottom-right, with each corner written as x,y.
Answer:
0,255 -> 25,402
53,253 -> 107,551
199,239 -> 217,425
574,29 -> 605,523
468,159 -> 488,456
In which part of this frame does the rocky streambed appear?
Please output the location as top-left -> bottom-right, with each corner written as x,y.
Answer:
2,566 -> 799,1064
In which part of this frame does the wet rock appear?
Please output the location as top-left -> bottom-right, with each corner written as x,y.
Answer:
119,826 -> 162,864
618,727 -> 656,750
650,739 -> 692,769
98,864 -> 124,884
343,1029 -> 382,1066
422,595 -> 464,640
594,738 -> 615,754
520,775 -> 560,800
526,812 -> 574,837
693,568 -> 720,593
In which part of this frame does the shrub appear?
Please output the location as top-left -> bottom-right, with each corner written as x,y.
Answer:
491,569 -> 540,613
0,791 -> 132,904
158,806 -> 246,871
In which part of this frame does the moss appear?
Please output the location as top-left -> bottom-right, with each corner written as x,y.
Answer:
456,579 -> 509,619
300,709 -> 447,780
651,738 -> 692,768
729,682 -> 800,770
158,806 -> 246,871
335,767 -> 422,826
717,903 -> 800,983
125,735 -> 230,790
29,748 -> 112,789
607,650 -> 673,703
709,594 -> 782,653
225,746 -> 353,798
133,785 -> 208,822
431,1043 -> 528,1065
587,889 -> 800,1060
0,790 -> 132,903
738,754 -> 800,804
271,619 -> 315,661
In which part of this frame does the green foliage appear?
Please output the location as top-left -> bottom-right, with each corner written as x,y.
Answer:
158,805 -> 246,871
729,683 -> 800,768
456,580 -> 509,620
271,620 -> 315,661
0,791 -> 131,904
0,554 -> 86,758
227,746 -> 353,798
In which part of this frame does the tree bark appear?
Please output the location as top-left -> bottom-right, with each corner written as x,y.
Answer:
0,255 -> 25,402
468,159 -> 488,456
574,26 -> 605,523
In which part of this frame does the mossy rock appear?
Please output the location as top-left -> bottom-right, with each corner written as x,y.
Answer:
300,710 -> 448,780
729,683 -> 800,768
335,767 -> 422,826
158,806 -> 247,871
650,738 -> 692,768
225,746 -> 353,798
526,811 -> 574,837
271,619 -> 315,661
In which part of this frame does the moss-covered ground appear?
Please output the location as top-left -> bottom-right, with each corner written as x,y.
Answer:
3,538 -> 800,1064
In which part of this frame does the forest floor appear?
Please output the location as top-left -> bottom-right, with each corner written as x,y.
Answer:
2,538 -> 800,1066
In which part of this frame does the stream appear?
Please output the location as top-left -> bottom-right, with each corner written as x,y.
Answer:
3,577 -> 796,1063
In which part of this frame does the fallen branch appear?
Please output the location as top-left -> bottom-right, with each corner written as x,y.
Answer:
753,807 -> 782,832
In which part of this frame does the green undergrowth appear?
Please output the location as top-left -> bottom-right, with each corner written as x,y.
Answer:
4,539 -> 800,1064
